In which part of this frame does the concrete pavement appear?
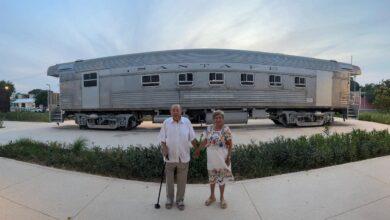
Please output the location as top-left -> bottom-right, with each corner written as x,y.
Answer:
1,118 -> 389,148
1,156 -> 390,220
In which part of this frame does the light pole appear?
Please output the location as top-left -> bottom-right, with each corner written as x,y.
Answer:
4,86 -> 10,112
46,84 -> 51,112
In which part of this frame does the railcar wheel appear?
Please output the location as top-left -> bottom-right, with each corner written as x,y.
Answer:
271,119 -> 282,125
126,117 -> 138,130
279,115 -> 288,127
79,124 -> 87,129
279,115 -> 295,127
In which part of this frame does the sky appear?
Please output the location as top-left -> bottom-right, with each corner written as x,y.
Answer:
0,0 -> 389,93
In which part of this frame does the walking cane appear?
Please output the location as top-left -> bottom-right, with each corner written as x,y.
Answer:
154,155 -> 168,209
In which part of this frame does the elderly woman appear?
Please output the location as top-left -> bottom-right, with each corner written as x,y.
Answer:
197,110 -> 234,209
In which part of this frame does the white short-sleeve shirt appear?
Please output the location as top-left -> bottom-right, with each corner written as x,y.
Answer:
158,117 -> 196,163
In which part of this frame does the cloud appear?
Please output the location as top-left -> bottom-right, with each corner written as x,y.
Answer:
0,0 -> 389,92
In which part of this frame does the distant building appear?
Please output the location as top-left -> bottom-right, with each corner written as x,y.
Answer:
8,91 -> 59,112
10,94 -> 36,111
12,98 -> 36,109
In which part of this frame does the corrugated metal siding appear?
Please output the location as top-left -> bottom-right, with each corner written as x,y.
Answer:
110,89 -> 307,109
339,87 -> 349,105
48,49 -> 360,77
332,72 -> 349,107
180,90 -> 307,106
112,91 -> 179,108
73,50 -> 338,72
60,80 -> 81,109
60,94 -> 73,109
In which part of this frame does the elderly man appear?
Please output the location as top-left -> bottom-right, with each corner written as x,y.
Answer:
158,104 -> 197,211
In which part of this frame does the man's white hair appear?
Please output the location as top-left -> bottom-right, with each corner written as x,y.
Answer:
170,104 -> 182,111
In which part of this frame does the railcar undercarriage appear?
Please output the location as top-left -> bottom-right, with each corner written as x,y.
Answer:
62,108 -> 341,130
268,110 -> 335,127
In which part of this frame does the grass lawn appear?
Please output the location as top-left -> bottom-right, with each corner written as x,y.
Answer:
359,111 -> 390,125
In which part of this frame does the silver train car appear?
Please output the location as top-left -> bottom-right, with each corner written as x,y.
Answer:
47,49 -> 361,129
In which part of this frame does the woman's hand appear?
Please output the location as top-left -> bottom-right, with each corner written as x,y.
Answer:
225,156 -> 231,166
225,140 -> 232,166
193,148 -> 201,159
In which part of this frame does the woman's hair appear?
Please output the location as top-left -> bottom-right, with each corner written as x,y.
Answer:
212,110 -> 225,119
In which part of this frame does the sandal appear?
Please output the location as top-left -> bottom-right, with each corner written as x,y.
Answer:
205,197 -> 216,206
176,201 -> 185,211
221,199 -> 227,209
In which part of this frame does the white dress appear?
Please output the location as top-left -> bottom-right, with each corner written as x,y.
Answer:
204,125 -> 234,185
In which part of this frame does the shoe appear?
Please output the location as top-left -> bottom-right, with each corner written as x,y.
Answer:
205,197 -> 216,206
220,199 -> 227,209
165,198 -> 173,209
176,200 -> 185,211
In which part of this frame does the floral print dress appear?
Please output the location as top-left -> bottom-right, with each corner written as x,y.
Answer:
203,125 -> 234,185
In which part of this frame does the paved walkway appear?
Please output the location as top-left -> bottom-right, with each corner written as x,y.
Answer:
0,156 -> 390,220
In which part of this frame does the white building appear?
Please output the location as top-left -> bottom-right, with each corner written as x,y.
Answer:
11,94 -> 36,111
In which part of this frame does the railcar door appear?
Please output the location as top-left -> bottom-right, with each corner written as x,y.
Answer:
81,72 -> 99,108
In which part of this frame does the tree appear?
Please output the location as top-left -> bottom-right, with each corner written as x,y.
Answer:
0,80 -> 15,97
350,77 -> 360,91
361,83 -> 377,103
28,89 -> 48,107
0,80 -> 15,112
373,79 -> 390,111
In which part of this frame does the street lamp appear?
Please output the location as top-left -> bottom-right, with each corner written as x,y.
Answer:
3,86 -> 10,112
46,84 -> 51,111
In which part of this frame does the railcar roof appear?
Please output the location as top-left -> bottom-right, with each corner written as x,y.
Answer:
47,48 -> 361,77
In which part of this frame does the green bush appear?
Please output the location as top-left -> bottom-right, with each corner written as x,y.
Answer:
358,111 -> 390,125
0,116 -> 4,128
0,112 -> 49,122
0,129 -> 389,183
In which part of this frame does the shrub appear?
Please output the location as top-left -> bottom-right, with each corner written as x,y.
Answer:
359,111 -> 390,125
0,112 -> 49,122
373,79 -> 390,110
0,129 -> 389,183
0,116 -> 4,128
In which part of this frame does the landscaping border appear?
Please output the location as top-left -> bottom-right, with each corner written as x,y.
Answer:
0,129 -> 389,183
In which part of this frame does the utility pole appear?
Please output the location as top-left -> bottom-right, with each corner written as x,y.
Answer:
46,84 -> 51,121
350,55 -> 353,66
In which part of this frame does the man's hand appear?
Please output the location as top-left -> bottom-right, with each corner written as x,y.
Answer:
162,143 -> 169,159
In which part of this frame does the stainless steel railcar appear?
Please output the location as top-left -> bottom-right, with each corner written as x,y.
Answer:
47,49 -> 361,129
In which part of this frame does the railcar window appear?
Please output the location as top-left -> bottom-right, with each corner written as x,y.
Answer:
294,77 -> 306,87
269,75 -> 282,86
84,80 -> 97,87
179,74 -> 186,81
83,72 -> 97,87
187,73 -> 193,81
142,74 -> 160,86
178,73 -> 193,85
209,73 -> 224,85
241,73 -> 254,85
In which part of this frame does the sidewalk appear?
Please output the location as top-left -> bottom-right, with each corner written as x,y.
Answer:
0,156 -> 389,220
